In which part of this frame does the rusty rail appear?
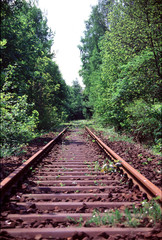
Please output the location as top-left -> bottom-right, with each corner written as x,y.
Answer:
1,126 -> 161,239
0,127 -> 68,200
85,127 -> 162,203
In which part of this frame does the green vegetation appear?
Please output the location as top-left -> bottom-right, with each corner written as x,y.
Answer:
1,93 -> 39,157
66,198 -> 162,227
67,216 -> 83,227
0,0 -> 84,157
67,80 -> 84,120
70,120 -> 135,144
94,180 -> 98,186
94,161 -> 101,171
60,182 -> 65,187
79,0 -> 161,151
56,175 -> 61,179
100,159 -> 121,173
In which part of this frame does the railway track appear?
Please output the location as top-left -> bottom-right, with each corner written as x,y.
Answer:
0,127 -> 162,240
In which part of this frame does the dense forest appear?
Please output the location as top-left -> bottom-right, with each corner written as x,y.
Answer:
0,0 -> 161,156
0,0 -> 83,156
79,0 -> 161,150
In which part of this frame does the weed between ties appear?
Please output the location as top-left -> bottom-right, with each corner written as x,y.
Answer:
66,197 -> 161,227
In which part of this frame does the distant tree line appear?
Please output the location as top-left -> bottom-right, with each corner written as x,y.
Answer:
0,0 -> 84,156
79,0 -> 161,149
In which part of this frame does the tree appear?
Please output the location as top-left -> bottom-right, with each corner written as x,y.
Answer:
79,0 -> 161,144
68,80 -> 84,120
0,92 -> 39,157
1,0 -> 69,130
78,3 -> 109,117
0,0 -> 71,155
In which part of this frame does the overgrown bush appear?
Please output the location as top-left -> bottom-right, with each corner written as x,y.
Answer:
0,92 -> 39,157
125,99 -> 161,144
79,0 -> 161,151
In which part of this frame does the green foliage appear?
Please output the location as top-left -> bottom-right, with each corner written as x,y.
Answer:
0,0 -> 72,156
67,215 -> 83,227
28,56 -> 69,129
78,3 -> 108,117
72,198 -> 162,227
1,0 -> 69,130
125,100 -> 161,143
67,80 -> 84,120
0,92 -> 39,157
79,0 -> 161,147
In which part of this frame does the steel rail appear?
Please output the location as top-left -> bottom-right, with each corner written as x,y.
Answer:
85,127 -> 162,203
1,127 -> 161,239
0,127 -> 68,200
2,227 -> 153,239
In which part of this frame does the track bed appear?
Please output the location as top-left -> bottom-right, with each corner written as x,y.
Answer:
0,128 -> 161,240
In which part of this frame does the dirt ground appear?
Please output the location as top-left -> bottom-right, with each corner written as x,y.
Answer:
0,132 -> 56,182
89,129 -> 162,190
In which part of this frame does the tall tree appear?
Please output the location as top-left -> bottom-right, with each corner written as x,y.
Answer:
79,0 -> 161,144
68,80 -> 84,120
78,2 -> 109,116
0,0 -> 71,156
1,0 -> 69,130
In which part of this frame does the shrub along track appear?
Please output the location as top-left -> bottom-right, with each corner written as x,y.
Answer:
0,127 -> 162,240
